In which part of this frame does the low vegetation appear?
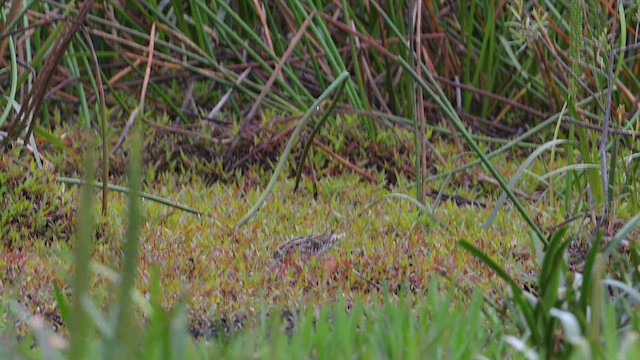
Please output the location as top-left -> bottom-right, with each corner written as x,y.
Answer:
1,0 -> 640,359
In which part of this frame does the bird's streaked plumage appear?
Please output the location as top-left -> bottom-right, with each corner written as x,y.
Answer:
273,233 -> 344,261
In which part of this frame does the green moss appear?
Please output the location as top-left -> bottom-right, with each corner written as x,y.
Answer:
0,148 -> 75,247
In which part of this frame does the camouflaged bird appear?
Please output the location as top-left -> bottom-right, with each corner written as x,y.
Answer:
273,233 -> 345,261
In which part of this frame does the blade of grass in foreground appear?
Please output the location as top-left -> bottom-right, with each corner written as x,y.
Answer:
458,239 -> 538,344
106,128 -> 144,358
69,139 -> 96,360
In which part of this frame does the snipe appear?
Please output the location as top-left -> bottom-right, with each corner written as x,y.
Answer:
273,233 -> 345,261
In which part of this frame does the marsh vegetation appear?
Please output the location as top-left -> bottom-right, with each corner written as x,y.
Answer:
1,0 -> 640,358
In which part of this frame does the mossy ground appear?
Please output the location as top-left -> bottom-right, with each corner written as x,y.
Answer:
2,121 -> 636,338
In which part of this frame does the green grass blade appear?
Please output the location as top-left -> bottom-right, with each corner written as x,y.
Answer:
108,129 -> 144,358
0,34 -> 17,128
68,140 -> 96,360
484,139 -> 569,229
601,212 -> 640,259
293,79 -> 347,192
458,239 -> 539,343
399,57 -> 548,246
57,177 -> 201,215
235,71 -> 350,228
580,231 -> 604,313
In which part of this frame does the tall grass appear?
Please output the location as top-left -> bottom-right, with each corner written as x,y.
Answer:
3,1 -> 639,220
